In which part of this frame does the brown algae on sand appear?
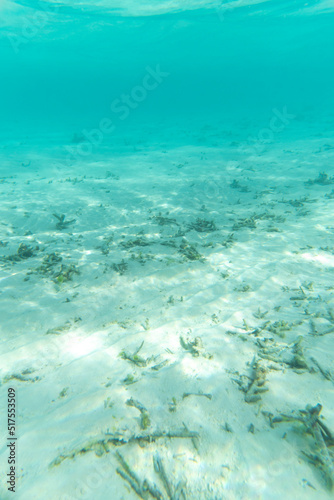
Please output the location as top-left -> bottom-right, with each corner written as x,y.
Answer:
116,450 -> 187,500
119,341 -> 154,367
233,357 -> 269,403
179,335 -> 213,359
272,404 -> 334,490
52,213 -> 76,230
49,426 -> 199,469
126,397 -> 151,430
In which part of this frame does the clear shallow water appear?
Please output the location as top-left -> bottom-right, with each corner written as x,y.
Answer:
1,0 -> 334,139
1,2 -> 334,500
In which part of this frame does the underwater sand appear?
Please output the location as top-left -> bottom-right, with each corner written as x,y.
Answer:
1,116 -> 334,500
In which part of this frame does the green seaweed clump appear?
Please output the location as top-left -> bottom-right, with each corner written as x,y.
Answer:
234,283 -> 252,293
1,243 -> 39,263
126,397 -> 151,430
46,322 -> 71,335
288,336 -> 308,369
151,213 -> 179,226
180,335 -> 212,359
306,172 -> 334,186
267,320 -> 292,338
179,240 -> 205,262
230,179 -> 250,192
120,237 -> 150,249
119,341 -> 153,367
112,259 -> 128,275
35,253 -> 62,277
123,374 -> 137,386
32,253 -> 79,285
52,213 -> 76,230
53,264 -> 79,283
187,218 -> 217,233
233,358 -> 268,403
221,233 -> 235,248
3,369 -> 40,384
233,217 -> 256,231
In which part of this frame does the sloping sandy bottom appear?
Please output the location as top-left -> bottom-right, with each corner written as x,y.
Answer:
1,124 -> 334,499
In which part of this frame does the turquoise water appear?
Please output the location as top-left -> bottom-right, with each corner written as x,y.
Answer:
1,2 -> 334,499
1,1 -> 334,139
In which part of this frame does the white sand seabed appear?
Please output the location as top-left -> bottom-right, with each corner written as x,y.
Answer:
0,126 -> 334,499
